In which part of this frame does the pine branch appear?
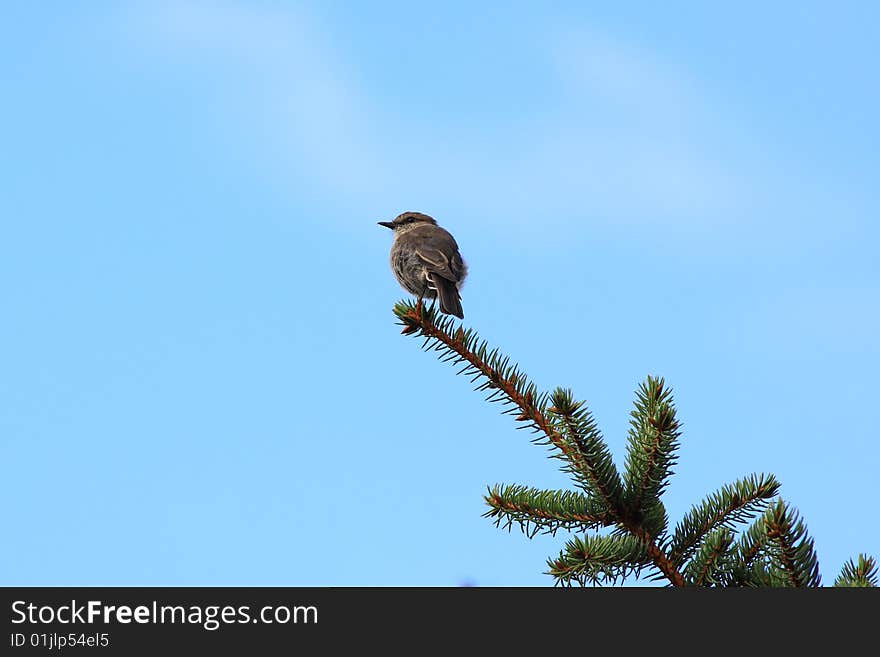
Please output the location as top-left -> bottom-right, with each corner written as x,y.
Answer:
546,387 -> 625,514
390,302 -> 864,589
547,534 -> 653,586
737,520 -> 767,566
393,301 -> 622,512
668,473 -> 781,568
483,484 -> 614,537
725,512 -> 772,587
622,377 -> 681,524
833,554 -> 878,587
761,500 -> 822,587
684,527 -> 734,586
637,501 -> 669,541
394,302 -> 688,587
627,525 -> 687,587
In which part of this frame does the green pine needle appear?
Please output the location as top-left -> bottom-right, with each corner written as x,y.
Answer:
546,387 -> 625,515
834,554 -> 878,587
684,527 -> 734,586
391,302 -> 875,587
483,484 -> 614,537
668,473 -> 781,567
547,534 -> 653,586
760,500 -> 822,587
622,376 -> 681,524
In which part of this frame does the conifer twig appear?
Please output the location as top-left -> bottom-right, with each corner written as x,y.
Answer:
391,301 -> 872,587
684,528 -> 734,586
395,301 -> 619,511
834,554 -> 878,587
668,474 -> 780,567
762,500 -> 821,587
394,301 -> 688,586
484,484 -> 614,537
623,377 -> 681,521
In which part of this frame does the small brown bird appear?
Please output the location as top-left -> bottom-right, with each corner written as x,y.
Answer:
378,211 -> 467,319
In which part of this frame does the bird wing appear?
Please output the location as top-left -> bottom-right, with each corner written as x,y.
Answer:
413,227 -> 465,283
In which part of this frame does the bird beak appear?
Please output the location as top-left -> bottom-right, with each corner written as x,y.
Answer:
377,221 -> 394,229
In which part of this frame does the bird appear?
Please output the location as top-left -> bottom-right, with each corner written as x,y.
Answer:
378,211 -> 467,319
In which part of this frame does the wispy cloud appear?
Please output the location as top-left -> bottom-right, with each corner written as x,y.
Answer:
123,0 -> 392,195
540,28 -> 748,223
117,2 -> 793,239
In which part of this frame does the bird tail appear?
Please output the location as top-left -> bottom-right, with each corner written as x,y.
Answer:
429,275 -> 464,319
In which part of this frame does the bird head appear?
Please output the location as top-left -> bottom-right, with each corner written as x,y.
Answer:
377,212 -> 437,231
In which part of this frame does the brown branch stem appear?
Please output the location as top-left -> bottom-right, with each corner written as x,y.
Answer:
401,303 -> 689,587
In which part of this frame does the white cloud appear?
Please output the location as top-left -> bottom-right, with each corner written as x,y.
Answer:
539,29 -> 748,223
117,3 -> 788,239
122,0 -> 392,195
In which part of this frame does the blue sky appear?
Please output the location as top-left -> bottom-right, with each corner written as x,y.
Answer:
2,1 -> 877,586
